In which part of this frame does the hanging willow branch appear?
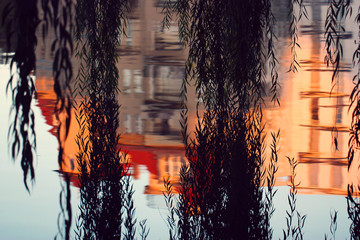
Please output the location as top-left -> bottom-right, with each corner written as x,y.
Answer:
265,0 -> 280,105
163,0 -> 280,239
324,0 -> 351,161
324,0 -> 351,86
283,157 -> 306,240
288,0 -> 308,72
347,184 -> 360,238
3,0 -> 39,191
74,0 -> 128,237
55,173 -> 72,240
41,0 -> 74,169
73,0 -> 149,239
349,5 -> 360,170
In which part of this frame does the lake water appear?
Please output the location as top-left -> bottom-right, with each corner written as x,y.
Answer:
0,0 -> 359,239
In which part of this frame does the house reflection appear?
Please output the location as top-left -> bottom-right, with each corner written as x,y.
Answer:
33,0 -> 191,195
263,2 -> 353,195
31,0 -> 354,203
295,3 -> 350,195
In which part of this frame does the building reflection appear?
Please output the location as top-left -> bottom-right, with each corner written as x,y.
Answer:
296,3 -> 350,195
33,0 -> 191,196
31,0 -> 354,204
264,2 -> 352,195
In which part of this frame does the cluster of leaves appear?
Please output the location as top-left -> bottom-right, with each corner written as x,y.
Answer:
2,0 -> 38,191
2,0 -> 75,190
2,0 -> 151,238
163,176 -> 178,240
264,130 -> 280,239
162,0 -> 283,239
347,185 -> 360,239
349,4 -> 360,170
55,173 -> 72,240
340,4 -> 360,238
41,0 -> 74,168
325,210 -> 338,240
266,0 -> 280,105
324,0 -> 351,85
73,0 -> 147,239
338,3 -> 360,239
288,0 -> 308,73
282,157 -> 306,240
164,125 -> 283,240
322,1 -> 360,238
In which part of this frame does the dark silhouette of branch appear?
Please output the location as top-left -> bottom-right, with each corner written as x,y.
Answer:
3,0 -> 39,191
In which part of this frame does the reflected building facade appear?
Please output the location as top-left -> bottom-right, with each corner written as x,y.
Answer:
31,0 -> 355,203
33,0 -> 191,196
263,2 -> 353,195
116,0 -> 188,148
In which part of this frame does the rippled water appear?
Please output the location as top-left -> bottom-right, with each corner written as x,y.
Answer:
0,0 -> 359,239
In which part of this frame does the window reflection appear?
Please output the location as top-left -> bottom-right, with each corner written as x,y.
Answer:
123,69 -> 132,93
125,114 -> 132,133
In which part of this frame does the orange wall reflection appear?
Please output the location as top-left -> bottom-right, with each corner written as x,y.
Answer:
263,3 -> 355,195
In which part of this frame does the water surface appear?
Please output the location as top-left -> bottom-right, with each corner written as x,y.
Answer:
0,0 -> 358,239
